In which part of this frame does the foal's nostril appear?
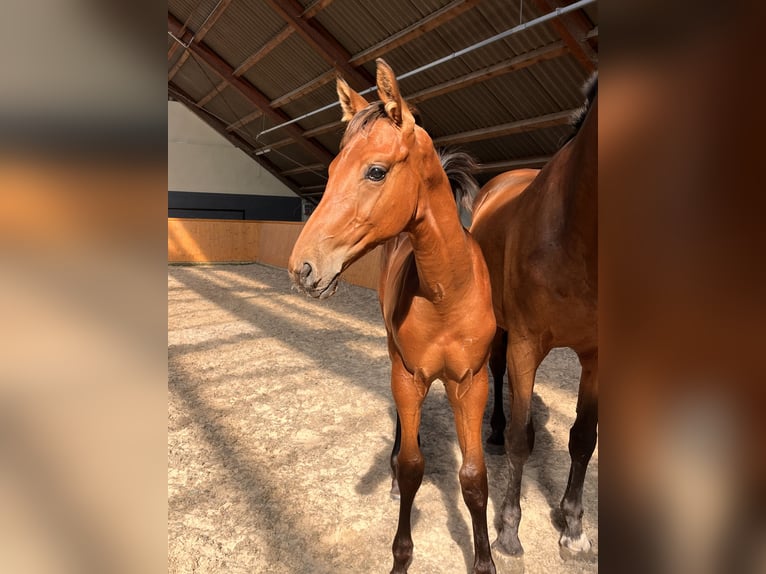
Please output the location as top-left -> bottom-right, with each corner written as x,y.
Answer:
299,262 -> 312,281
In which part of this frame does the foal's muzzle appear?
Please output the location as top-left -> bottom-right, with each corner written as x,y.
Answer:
290,260 -> 340,299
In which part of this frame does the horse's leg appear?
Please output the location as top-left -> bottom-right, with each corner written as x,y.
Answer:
390,353 -> 427,574
493,337 -> 542,556
391,414 -> 422,499
390,414 -> 402,499
487,329 -> 508,452
446,368 -> 496,574
559,349 -> 598,554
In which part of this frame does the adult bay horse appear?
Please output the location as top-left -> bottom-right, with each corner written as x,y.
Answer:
470,76 -> 598,557
288,59 -> 497,574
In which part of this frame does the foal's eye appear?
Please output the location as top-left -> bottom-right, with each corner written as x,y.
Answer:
366,166 -> 387,182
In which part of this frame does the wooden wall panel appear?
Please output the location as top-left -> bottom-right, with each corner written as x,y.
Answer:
168,218 -> 383,291
256,221 -> 304,268
168,218 -> 260,262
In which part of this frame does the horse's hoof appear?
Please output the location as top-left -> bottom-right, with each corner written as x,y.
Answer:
560,532 -> 590,552
559,532 -> 595,562
489,546 -> 524,574
491,536 -> 524,557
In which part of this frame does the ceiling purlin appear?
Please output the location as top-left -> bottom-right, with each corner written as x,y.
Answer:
197,80 -> 228,107
168,12 -> 335,166
532,0 -> 597,73
226,110 -> 264,132
432,109 -> 575,147
168,0 -> 234,81
301,0 -> 335,20
233,26 -> 296,77
349,0 -> 481,66
287,42 -> 572,148
262,0 -> 374,91
167,0 -> 205,61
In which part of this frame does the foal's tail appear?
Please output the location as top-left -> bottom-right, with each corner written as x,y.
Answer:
437,148 -> 480,213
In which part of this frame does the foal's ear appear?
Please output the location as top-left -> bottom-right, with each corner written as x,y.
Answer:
336,76 -> 368,122
375,58 -> 414,132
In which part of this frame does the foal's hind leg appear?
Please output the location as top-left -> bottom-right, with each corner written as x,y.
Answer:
487,329 -> 508,452
494,337 -> 542,556
446,369 -> 496,574
389,354 -> 428,574
559,350 -> 598,554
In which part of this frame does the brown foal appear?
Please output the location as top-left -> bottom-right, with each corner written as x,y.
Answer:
289,59 -> 496,573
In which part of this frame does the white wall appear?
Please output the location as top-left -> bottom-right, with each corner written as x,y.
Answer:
168,101 -> 296,198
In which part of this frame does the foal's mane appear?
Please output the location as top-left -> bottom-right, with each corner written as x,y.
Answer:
339,102 -> 387,150
437,148 -> 479,214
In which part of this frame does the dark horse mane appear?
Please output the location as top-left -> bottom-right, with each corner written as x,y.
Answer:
437,148 -> 479,214
565,73 -> 598,144
340,102 -> 478,213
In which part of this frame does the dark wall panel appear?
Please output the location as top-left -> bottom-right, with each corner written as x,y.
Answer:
168,191 -> 302,221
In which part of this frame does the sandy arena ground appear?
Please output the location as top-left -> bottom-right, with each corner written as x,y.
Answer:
168,263 -> 597,574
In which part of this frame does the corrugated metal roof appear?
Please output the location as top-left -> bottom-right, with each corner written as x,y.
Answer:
168,0 -> 598,200
202,1 -> 286,69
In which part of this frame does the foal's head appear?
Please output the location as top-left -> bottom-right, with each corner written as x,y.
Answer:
289,59 -> 445,298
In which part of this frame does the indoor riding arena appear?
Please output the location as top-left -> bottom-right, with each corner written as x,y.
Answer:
168,1 -> 598,573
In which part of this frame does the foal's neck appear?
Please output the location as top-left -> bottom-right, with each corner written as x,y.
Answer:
407,170 -> 473,305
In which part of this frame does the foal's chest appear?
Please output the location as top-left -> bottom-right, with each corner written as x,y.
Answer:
391,299 -> 490,383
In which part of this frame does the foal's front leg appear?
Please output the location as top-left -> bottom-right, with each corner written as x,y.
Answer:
390,354 -> 428,574
446,369 -> 496,574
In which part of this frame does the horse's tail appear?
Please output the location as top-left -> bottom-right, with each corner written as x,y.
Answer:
437,148 -> 479,213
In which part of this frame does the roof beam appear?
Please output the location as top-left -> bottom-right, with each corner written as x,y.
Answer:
270,69 -> 337,109
350,0 -> 480,65
407,42 -> 568,104
169,82 -> 315,203
196,80 -> 227,107
301,0 -> 336,19
168,51 -> 191,81
281,163 -> 326,176
433,109 -> 575,146
299,43 -> 571,142
195,0 -> 233,39
233,26 -> 295,77
168,12 -> 335,165
532,0 -> 596,73
167,0 -> 206,62
168,0 -> 233,81
302,121 -> 342,139
225,110 -> 263,132
263,0 -> 373,90
253,137 -> 294,154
